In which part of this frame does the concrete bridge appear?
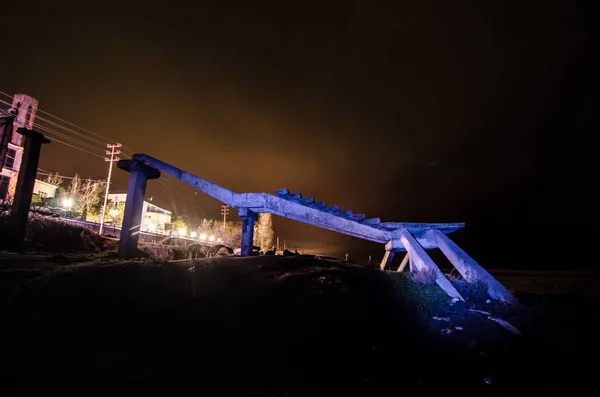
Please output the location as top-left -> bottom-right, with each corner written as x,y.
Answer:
116,154 -> 516,303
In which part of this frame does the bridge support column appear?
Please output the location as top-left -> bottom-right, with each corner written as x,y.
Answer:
238,208 -> 257,256
379,248 -> 396,270
117,159 -> 160,258
398,229 -> 464,301
426,229 -> 517,303
397,253 -> 411,272
7,128 -> 49,251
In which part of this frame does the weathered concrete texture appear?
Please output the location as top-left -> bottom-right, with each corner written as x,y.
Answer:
398,229 -> 464,301
426,229 -> 517,303
117,160 -> 160,258
397,253 -> 411,272
7,128 -> 49,250
113,153 -> 511,306
379,250 -> 396,270
133,154 -> 238,206
238,207 -> 257,256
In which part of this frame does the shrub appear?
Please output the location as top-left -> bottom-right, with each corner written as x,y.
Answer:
450,279 -> 491,305
0,211 -> 117,253
137,243 -> 187,261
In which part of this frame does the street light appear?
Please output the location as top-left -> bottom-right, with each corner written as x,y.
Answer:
62,198 -> 73,217
178,228 -> 187,236
199,233 -> 207,241
208,235 -> 215,242
190,231 -> 197,239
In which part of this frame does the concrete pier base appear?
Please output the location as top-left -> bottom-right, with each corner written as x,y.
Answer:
426,229 -> 517,303
399,229 -> 464,301
117,160 -> 160,258
397,253 -> 411,272
379,249 -> 396,270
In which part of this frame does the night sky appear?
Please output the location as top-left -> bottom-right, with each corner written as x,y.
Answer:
2,1 -> 597,269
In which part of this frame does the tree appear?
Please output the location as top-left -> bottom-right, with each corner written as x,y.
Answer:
219,220 -> 242,248
89,180 -> 106,216
64,174 -> 104,220
44,172 -> 63,188
68,173 -> 81,198
254,213 -> 274,252
172,215 -> 187,233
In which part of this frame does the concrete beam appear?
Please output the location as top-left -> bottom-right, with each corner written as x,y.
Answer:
379,249 -> 395,270
122,154 -> 467,259
385,238 -> 437,251
234,193 -> 390,243
399,229 -> 464,301
386,222 -> 465,236
397,253 -> 410,272
117,160 -> 160,258
132,154 -> 237,206
426,230 -> 517,303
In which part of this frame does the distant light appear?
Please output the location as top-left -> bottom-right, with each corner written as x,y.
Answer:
63,198 -> 73,208
199,233 -> 207,241
190,231 -> 197,238
217,238 -> 222,243
208,235 -> 215,242
178,228 -> 187,236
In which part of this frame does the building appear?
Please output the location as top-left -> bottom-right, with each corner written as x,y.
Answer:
0,94 -> 53,202
108,193 -> 172,233
33,179 -> 58,199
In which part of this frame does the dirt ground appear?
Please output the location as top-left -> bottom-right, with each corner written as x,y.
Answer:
0,255 -> 598,396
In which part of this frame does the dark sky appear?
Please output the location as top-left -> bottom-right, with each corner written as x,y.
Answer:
2,1 -> 597,268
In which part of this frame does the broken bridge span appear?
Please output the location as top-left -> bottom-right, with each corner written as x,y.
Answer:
116,154 -> 516,303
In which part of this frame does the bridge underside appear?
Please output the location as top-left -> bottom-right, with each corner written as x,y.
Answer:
115,154 -> 516,304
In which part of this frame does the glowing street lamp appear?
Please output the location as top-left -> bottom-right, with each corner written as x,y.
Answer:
199,233 -> 207,241
62,198 -> 73,217
217,238 -> 222,243
178,228 -> 187,236
208,235 -> 215,242
190,231 -> 197,239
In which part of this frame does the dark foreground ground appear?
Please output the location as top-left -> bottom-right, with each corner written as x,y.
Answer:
1,255 -> 598,396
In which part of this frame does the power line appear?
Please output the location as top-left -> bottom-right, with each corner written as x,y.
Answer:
43,135 -> 105,159
0,90 -> 131,152
0,98 -> 107,146
33,123 -> 106,154
36,170 -> 104,183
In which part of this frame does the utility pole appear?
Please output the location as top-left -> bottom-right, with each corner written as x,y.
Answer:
220,204 -> 229,230
99,143 -> 121,235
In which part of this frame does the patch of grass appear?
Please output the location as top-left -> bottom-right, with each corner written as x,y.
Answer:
0,212 -> 117,254
450,279 -> 492,305
386,270 -> 451,316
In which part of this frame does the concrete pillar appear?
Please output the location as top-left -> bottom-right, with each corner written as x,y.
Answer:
398,229 -> 464,301
7,128 -> 49,248
397,253 -> 410,272
379,249 -> 395,270
426,229 -> 517,303
117,159 -> 160,258
238,207 -> 257,256
0,115 -> 14,169
6,128 -> 49,250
